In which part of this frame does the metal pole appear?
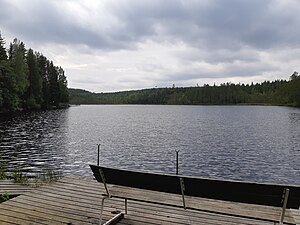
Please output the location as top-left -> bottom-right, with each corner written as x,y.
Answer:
280,188 -> 289,224
176,150 -> 179,175
97,144 -> 101,166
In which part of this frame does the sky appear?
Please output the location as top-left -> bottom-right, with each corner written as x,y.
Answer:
1,0 -> 300,93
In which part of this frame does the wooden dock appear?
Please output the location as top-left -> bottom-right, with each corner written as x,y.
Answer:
0,180 -> 34,197
0,176 -> 299,225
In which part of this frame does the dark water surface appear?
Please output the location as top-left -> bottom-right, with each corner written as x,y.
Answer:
0,105 -> 299,184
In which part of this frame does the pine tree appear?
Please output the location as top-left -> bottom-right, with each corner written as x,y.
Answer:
9,38 -> 28,108
57,66 -> 69,103
1,33 -> 69,111
0,34 -> 7,60
26,49 -> 42,109
37,54 -> 50,108
0,34 -> 18,111
290,71 -> 300,106
0,34 -> 6,108
48,61 -> 60,107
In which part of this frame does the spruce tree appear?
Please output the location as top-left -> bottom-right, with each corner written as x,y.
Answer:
290,72 -> 300,106
37,54 -> 50,109
26,49 -> 43,109
58,66 -> 69,103
0,33 -> 18,111
48,61 -> 60,107
0,34 -> 5,108
9,38 -> 28,108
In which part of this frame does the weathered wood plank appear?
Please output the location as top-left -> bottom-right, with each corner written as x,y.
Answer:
124,201 -> 272,225
0,220 -> 16,225
106,185 -> 295,224
0,180 -> 34,196
0,176 -> 292,225
2,200 -> 99,224
15,191 -> 272,224
291,209 -> 300,225
187,195 -> 295,224
8,193 -> 115,221
52,177 -> 294,224
57,177 -> 295,224
0,208 -> 52,225
28,180 -> 270,224
54,178 -> 278,223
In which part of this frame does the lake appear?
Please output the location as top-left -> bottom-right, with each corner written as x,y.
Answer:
0,105 -> 299,185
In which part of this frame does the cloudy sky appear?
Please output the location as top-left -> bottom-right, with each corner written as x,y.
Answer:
1,0 -> 300,92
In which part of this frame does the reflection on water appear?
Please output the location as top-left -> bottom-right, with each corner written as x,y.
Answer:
0,110 -> 69,176
0,105 -> 300,184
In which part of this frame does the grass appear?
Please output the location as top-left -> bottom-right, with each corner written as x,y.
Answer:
12,168 -> 29,185
0,166 -> 7,180
0,162 -> 62,186
1,191 -> 10,202
0,158 -> 7,180
33,169 -> 62,187
0,161 -> 63,203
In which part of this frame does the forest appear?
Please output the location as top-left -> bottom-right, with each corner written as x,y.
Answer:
1,32 -> 299,110
69,74 -> 300,107
0,34 -> 69,113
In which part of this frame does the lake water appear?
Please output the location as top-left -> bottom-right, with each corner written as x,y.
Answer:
0,105 -> 300,185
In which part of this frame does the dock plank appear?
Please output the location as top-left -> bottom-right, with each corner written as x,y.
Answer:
291,209 -> 300,225
0,176 -> 295,224
124,201 -> 272,225
0,208 -> 52,225
108,184 -> 295,224
26,179 -> 276,223
0,180 -> 34,196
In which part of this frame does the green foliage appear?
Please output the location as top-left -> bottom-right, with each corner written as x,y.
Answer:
0,165 -> 7,180
0,59 -> 19,111
26,49 -> 42,110
9,38 -> 29,105
0,33 -> 69,112
58,67 -> 69,103
48,61 -> 60,106
41,169 -> 62,183
0,33 -> 7,60
0,164 -> 61,188
1,191 -> 10,202
27,96 -> 40,110
31,169 -> 62,187
37,54 -> 51,108
0,35 -> 19,111
12,168 -> 28,184
0,90 -> 3,107
289,72 -> 300,106
69,79 -> 297,107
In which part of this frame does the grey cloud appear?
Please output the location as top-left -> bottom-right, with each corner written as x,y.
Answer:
109,0 -> 300,50
161,62 -> 279,83
0,0 -> 134,50
0,1 -> 13,21
1,0 -> 299,92
177,48 -> 260,65
2,0 -> 300,52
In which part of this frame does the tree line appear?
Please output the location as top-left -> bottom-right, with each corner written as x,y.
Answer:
0,34 -> 69,112
69,73 -> 300,107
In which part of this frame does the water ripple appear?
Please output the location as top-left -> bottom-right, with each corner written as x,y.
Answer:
0,105 -> 300,185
